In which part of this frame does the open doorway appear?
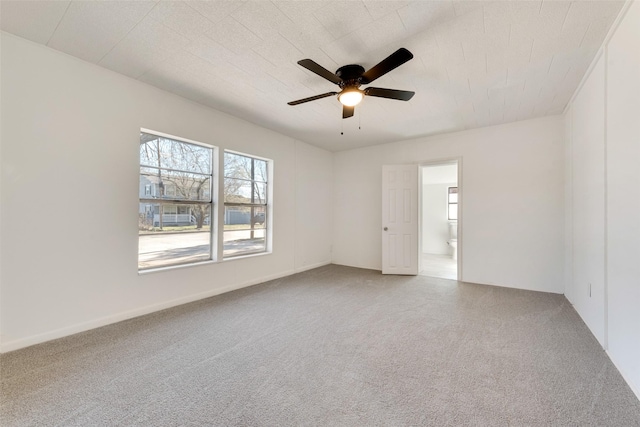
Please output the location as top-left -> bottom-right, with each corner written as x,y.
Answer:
419,162 -> 459,280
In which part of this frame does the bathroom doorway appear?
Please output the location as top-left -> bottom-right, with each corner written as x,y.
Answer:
419,161 -> 459,280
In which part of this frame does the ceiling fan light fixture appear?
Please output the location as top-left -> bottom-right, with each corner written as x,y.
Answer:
288,48 -> 415,119
338,89 -> 364,107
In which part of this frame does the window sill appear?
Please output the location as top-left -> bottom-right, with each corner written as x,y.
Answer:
222,251 -> 272,262
138,251 -> 272,274
138,259 -> 216,275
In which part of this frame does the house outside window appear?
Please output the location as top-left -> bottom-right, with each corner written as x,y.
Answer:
223,151 -> 270,258
138,131 -> 214,270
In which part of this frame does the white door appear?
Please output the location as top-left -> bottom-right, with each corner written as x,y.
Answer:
382,164 -> 419,275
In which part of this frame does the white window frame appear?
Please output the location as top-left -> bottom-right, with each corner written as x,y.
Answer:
222,150 -> 272,259
139,129 -> 216,271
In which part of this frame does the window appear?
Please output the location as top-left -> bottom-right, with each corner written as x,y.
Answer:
164,184 -> 176,197
223,151 -> 269,258
138,131 -> 213,270
448,187 -> 458,220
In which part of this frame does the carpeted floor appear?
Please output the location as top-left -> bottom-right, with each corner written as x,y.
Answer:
2,265 -> 639,426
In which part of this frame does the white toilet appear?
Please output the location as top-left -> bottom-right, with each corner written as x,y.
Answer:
448,222 -> 458,260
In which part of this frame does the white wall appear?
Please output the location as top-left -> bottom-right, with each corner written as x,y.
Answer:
567,54 -> 606,345
565,0 -> 640,398
0,33 -> 332,352
564,98 -> 574,305
422,183 -> 456,255
333,116 -> 565,293
606,0 -> 640,399
294,142 -> 333,271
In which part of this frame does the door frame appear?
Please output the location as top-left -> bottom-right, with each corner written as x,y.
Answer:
419,157 -> 463,281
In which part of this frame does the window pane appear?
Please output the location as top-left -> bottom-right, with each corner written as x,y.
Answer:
448,204 -> 458,220
448,187 -> 458,203
224,178 -> 267,204
140,133 -> 212,174
138,203 -> 211,270
223,151 -> 270,259
223,228 -> 266,258
139,130 -> 213,270
253,159 -> 267,183
224,152 -> 267,183
140,170 -> 211,201
224,206 -> 266,230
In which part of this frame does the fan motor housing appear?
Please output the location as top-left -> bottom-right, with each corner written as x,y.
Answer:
336,64 -> 365,87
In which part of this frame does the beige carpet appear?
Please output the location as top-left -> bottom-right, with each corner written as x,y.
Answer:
2,265 -> 639,426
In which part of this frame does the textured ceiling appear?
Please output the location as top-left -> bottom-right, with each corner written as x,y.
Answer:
1,0 -> 624,151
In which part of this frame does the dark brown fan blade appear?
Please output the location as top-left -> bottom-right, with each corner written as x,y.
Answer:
343,105 -> 354,119
297,59 -> 342,85
288,92 -> 337,106
365,87 -> 415,101
361,48 -> 413,84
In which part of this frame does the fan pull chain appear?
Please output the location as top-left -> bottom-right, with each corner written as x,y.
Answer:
341,118 -> 344,135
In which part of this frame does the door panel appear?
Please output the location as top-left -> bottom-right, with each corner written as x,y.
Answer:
382,165 -> 418,275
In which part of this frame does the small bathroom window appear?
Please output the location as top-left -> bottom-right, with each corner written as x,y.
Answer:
448,187 -> 458,220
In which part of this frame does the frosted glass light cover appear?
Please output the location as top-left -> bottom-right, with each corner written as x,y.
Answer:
338,90 -> 363,106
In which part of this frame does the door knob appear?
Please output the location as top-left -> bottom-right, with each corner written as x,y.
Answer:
383,227 -> 388,231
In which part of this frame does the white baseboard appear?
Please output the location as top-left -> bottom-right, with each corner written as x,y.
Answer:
0,269 -> 297,353
330,260 -> 380,272
606,349 -> 640,402
294,260 -> 331,273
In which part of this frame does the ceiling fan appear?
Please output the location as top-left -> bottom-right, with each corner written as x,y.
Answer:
288,48 -> 416,119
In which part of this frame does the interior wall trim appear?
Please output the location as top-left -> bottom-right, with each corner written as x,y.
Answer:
607,350 -> 640,401
563,0 -> 634,116
0,269 -> 297,354
295,261 -> 332,274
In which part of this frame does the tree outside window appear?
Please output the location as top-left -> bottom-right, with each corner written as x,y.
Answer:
223,151 -> 270,258
138,132 -> 213,270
